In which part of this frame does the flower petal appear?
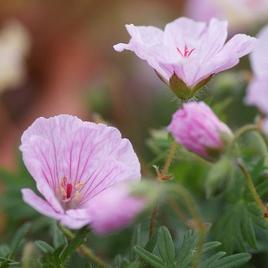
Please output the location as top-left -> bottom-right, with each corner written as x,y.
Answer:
113,24 -> 173,81
245,77 -> 268,114
196,34 -> 256,81
198,18 -> 228,62
86,183 -> 145,235
59,213 -> 90,229
22,188 -> 61,219
163,17 -> 206,49
250,26 -> 268,77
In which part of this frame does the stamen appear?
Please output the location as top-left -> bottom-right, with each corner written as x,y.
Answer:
58,176 -> 84,207
66,183 -> 73,199
177,45 -> 195,58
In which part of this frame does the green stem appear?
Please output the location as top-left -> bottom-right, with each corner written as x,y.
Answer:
149,140 -> 178,238
237,160 -> 266,212
160,140 -> 177,179
231,123 -> 268,158
149,206 -> 158,239
171,184 -> 206,268
232,124 -> 259,145
59,225 -> 108,268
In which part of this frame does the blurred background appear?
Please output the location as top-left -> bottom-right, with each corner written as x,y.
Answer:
0,0 -> 268,266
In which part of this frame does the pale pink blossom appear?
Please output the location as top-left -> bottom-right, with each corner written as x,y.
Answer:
186,0 -> 268,32
168,102 -> 233,161
245,26 -> 268,133
21,115 -> 143,232
114,17 -> 255,99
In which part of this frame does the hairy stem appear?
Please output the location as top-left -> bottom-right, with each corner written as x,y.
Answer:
59,225 -> 108,268
237,160 -> 266,212
160,140 -> 177,179
149,140 -> 178,238
232,123 -> 268,154
233,124 -> 259,143
149,206 -> 158,239
172,184 -> 206,268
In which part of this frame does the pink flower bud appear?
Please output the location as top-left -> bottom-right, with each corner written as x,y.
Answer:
168,102 -> 233,161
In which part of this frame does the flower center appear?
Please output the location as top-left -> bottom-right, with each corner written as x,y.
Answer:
177,45 -> 195,58
59,176 -> 84,209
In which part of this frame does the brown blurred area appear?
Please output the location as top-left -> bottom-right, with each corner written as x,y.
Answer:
0,0 -> 185,169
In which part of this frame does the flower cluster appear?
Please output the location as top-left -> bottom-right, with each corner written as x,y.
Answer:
21,16 -> 262,235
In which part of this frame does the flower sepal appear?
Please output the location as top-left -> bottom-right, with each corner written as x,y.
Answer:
205,131 -> 234,162
169,73 -> 212,100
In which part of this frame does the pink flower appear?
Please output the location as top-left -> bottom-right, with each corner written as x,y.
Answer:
21,115 -> 142,232
168,102 -> 233,161
245,26 -> 268,133
185,0 -> 222,23
114,17 -> 255,99
186,0 -> 268,32
83,184 -> 144,234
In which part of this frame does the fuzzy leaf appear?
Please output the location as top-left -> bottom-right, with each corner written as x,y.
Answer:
134,246 -> 165,268
35,241 -> 54,254
157,226 -> 176,264
9,223 -> 31,258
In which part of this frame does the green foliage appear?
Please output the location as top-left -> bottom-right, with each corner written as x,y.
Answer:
211,160 -> 268,253
0,223 -> 30,267
134,227 -> 251,268
34,227 -> 89,268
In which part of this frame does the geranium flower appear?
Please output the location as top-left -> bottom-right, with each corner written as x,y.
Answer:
186,0 -> 268,32
168,102 -> 233,161
245,26 -> 268,133
21,115 -> 143,233
114,17 -> 255,99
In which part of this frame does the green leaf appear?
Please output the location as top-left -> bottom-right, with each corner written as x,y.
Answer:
203,241 -> 221,254
176,230 -> 197,267
0,245 -> 10,257
9,223 -> 31,258
35,241 -> 54,254
241,206 -> 257,249
214,253 -> 251,268
157,226 -> 175,264
51,222 -> 66,248
133,227 -> 251,268
59,228 -> 89,262
205,157 -> 232,198
134,246 -> 165,268
200,251 -> 226,268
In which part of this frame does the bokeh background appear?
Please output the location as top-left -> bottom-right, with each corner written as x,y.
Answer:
0,0 -> 268,266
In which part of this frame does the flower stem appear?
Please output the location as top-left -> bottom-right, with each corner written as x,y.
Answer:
237,160 -> 266,212
171,184 -> 206,268
149,140 -> 178,238
231,123 -> 268,157
59,225 -> 108,268
233,124 -> 259,144
160,140 -> 177,179
149,205 -> 158,239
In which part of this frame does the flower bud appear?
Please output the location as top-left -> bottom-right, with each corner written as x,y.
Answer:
168,101 -> 233,161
